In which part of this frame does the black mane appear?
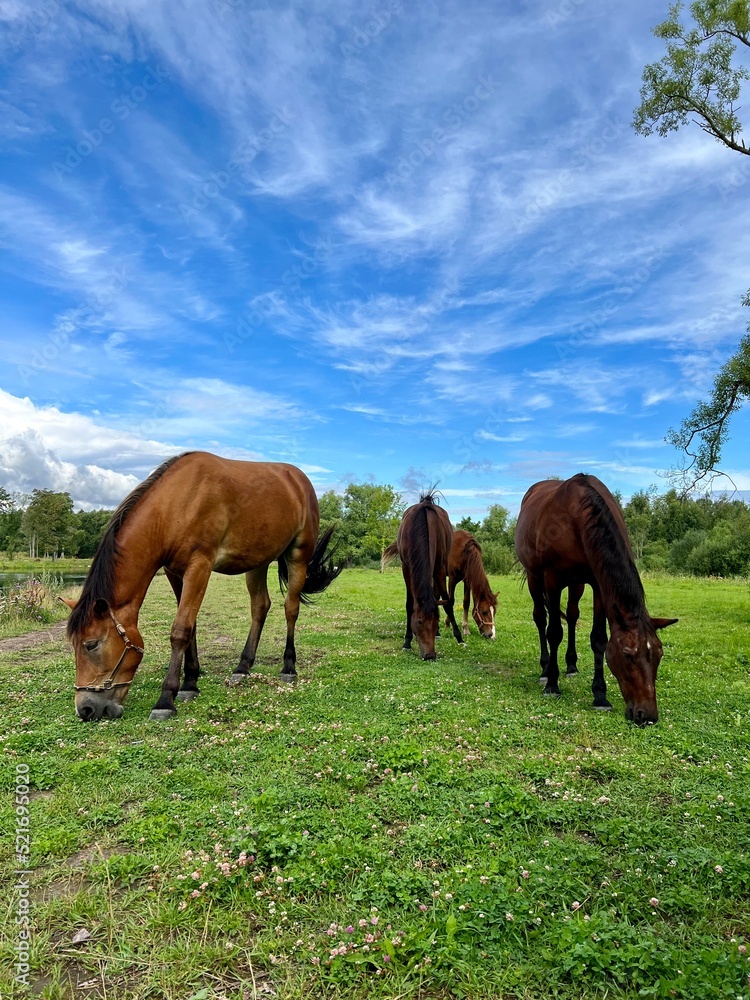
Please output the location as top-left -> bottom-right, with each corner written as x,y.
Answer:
576,475 -> 646,620
67,453 -> 192,637
408,495 -> 439,616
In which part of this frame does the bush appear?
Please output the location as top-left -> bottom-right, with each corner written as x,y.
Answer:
668,530 -> 707,573
481,543 -> 517,575
685,524 -> 750,577
640,540 -> 669,572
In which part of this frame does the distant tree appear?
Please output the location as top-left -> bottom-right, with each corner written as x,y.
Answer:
478,504 -> 511,546
623,488 -> 656,560
338,483 -> 405,565
0,487 -> 12,514
73,509 -> 114,558
455,515 -> 481,535
633,1 -> 750,156
22,490 -> 74,558
667,325 -> 750,491
633,3 -> 750,489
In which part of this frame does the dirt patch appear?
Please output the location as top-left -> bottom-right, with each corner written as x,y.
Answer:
0,621 -> 68,654
62,844 -> 129,869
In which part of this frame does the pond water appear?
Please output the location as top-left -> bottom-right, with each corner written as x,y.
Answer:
0,572 -> 88,590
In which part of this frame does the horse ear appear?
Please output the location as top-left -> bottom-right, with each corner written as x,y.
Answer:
58,596 -> 77,610
651,616 -> 678,630
93,598 -> 110,619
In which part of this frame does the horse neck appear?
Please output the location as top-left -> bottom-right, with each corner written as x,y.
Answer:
463,543 -> 492,606
111,504 -> 165,621
579,506 -> 646,622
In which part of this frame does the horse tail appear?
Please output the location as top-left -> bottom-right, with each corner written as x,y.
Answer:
278,525 -> 342,605
381,542 -> 399,571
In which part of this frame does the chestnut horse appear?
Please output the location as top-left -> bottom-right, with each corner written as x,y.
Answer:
514,474 -> 677,724
65,452 -> 340,722
447,530 -> 498,639
394,492 -> 463,658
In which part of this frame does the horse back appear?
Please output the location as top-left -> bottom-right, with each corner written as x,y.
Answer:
119,452 -> 319,573
515,473 -> 631,576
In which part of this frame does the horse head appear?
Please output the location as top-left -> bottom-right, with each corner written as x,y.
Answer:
472,593 -> 498,639
606,608 -> 678,725
62,597 -> 144,721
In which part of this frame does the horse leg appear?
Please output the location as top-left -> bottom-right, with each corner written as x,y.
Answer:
231,566 -> 272,682
438,580 -> 464,645
462,582 -> 471,637
590,589 -> 612,710
403,587 -> 414,650
151,560 -> 212,720
543,581 -> 563,697
565,583 -> 584,676
280,552 -> 308,681
527,574 -> 549,681
165,569 -> 201,702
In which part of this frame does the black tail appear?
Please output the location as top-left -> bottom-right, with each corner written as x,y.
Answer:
278,525 -> 342,605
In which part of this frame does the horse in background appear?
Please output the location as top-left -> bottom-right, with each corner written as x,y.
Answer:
447,529 -> 498,639
389,492 -> 464,659
64,452 -> 341,722
514,473 -> 677,725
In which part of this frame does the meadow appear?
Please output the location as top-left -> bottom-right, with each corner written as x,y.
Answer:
0,568 -> 748,1000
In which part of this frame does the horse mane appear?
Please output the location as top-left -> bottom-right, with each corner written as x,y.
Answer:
67,453 -> 193,637
461,536 -> 497,609
408,497 -> 439,617
576,475 -> 646,620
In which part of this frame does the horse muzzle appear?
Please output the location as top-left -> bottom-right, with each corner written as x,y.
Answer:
626,703 -> 658,727
76,694 -> 125,722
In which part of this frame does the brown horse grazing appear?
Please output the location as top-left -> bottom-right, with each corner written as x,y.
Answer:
395,492 -> 464,659
64,452 -> 340,722
514,474 -> 677,725
447,530 -> 498,639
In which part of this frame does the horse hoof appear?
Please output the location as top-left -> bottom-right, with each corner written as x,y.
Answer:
543,688 -> 561,698
538,676 -> 548,685
279,673 -> 297,683
229,673 -> 248,685
176,690 -> 198,702
593,703 -> 613,711
149,708 -> 177,721
566,667 -> 579,675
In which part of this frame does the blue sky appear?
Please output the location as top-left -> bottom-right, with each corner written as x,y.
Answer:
1,0 -> 749,515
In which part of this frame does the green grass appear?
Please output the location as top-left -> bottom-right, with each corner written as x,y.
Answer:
0,570 -> 748,999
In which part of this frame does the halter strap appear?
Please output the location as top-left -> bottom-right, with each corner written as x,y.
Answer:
74,609 -> 144,694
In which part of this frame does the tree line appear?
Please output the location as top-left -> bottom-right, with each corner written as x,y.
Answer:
2,481 -> 748,576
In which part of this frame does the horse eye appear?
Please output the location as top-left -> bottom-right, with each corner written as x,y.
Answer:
84,640 -> 99,652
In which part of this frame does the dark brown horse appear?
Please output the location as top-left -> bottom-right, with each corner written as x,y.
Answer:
64,452 -> 340,722
447,529 -> 498,639
394,492 -> 464,658
514,474 -> 677,724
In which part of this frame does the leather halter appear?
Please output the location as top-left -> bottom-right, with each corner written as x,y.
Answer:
472,605 -> 495,630
74,609 -> 144,694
